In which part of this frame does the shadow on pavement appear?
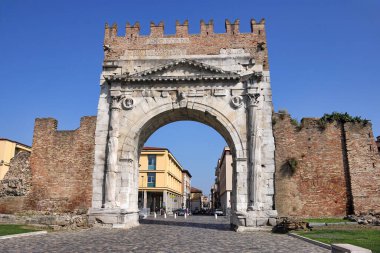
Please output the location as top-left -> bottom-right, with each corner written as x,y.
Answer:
140,217 -> 232,231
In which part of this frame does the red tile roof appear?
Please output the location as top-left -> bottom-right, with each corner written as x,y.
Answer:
142,147 -> 168,151
191,187 -> 202,193
0,138 -> 31,149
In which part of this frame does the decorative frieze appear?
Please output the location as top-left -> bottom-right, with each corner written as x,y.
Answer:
213,89 -> 227,97
187,89 -> 204,97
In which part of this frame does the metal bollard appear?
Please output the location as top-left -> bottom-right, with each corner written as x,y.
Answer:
154,212 -> 157,218
174,213 -> 177,219
215,213 -> 217,220
164,213 -> 167,219
184,213 -> 187,219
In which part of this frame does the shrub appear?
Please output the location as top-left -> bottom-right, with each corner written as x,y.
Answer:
281,157 -> 298,177
318,112 -> 369,130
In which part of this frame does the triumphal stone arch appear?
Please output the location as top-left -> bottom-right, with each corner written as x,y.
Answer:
88,19 -> 277,231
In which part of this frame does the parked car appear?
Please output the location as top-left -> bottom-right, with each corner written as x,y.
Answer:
177,209 -> 186,216
173,208 -> 186,216
213,209 -> 224,216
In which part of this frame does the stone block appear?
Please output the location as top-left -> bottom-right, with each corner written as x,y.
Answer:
268,218 -> 277,226
331,244 -> 372,253
256,218 -> 268,226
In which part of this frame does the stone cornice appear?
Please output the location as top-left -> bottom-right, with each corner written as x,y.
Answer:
104,59 -> 240,83
130,59 -> 235,77
105,74 -> 240,83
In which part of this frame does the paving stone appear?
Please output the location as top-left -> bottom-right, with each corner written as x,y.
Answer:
0,216 -> 328,253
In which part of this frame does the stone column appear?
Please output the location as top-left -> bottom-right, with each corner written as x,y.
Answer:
247,92 -> 261,211
143,190 -> 147,209
104,95 -> 124,209
163,190 -> 168,211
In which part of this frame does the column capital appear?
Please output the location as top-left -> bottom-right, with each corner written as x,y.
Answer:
246,93 -> 260,107
110,95 -> 125,110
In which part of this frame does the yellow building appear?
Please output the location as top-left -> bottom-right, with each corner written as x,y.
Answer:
139,147 -> 187,213
0,138 -> 31,179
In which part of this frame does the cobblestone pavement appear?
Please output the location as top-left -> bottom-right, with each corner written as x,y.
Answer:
0,215 -> 329,253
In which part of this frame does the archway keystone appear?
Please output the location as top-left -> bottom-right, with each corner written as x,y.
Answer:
88,19 -> 277,230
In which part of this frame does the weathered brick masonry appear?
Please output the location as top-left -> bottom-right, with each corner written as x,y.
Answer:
344,123 -> 380,214
0,152 -> 31,213
1,113 -> 379,217
27,116 -> 97,213
104,19 -> 269,69
273,113 -> 380,217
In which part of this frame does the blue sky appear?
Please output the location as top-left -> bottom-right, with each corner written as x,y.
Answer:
1,0 -> 379,194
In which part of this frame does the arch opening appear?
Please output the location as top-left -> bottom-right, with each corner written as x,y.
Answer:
136,107 -> 238,158
116,105 -> 246,225
137,120 -> 229,215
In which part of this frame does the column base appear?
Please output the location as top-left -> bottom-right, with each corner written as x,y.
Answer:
88,208 -> 139,229
231,209 -> 278,232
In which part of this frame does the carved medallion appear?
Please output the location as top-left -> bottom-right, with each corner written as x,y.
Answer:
122,97 -> 134,110
231,95 -> 244,108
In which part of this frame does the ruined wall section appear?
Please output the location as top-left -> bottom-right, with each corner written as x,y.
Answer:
344,123 -> 380,214
0,152 -> 31,213
273,113 -> 349,217
27,116 -> 96,213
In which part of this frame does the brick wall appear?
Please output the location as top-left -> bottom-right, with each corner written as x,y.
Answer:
273,113 -> 349,217
2,112 -> 378,217
273,113 -> 380,217
103,19 -> 269,70
27,116 -> 96,213
344,123 -> 380,215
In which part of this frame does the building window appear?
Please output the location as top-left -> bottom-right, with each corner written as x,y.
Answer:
148,155 -> 156,170
147,172 -> 156,187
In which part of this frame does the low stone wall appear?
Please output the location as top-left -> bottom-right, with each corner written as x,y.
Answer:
0,213 -> 88,230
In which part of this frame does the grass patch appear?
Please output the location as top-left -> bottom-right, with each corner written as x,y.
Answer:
0,224 -> 40,236
303,218 -> 345,223
295,225 -> 380,253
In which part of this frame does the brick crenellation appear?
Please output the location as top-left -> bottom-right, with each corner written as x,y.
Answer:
106,19 -> 265,38
103,19 -> 269,70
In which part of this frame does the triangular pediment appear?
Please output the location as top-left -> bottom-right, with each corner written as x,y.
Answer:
131,59 -> 237,78
106,59 -> 240,83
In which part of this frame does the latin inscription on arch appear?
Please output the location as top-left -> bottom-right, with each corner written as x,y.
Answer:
145,38 -> 190,45
123,49 -> 187,58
